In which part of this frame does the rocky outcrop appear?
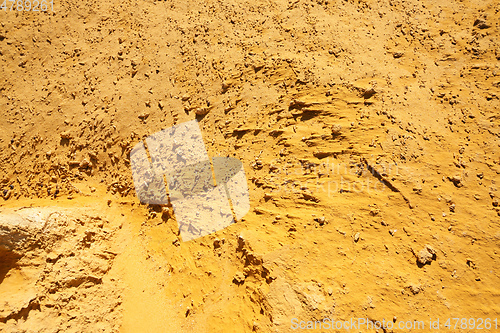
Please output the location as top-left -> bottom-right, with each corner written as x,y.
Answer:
0,208 -> 123,333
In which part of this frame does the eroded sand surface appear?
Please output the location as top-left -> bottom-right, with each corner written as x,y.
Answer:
1,0 -> 500,332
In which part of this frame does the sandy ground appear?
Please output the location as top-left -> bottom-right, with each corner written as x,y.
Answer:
1,0 -> 500,332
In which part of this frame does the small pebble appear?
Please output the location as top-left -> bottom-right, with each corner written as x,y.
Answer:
474,19 -> 490,29
213,238 -> 221,249
195,107 -> 209,116
417,245 -> 436,265
138,112 -> 150,119
315,216 -> 326,226
233,271 -> 245,284
60,131 -> 72,139
393,51 -> 404,58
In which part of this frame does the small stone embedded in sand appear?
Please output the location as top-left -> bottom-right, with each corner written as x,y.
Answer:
46,252 -> 59,263
60,131 -> 72,139
331,124 -> 342,136
213,238 -> 221,249
354,232 -> 360,242
181,94 -> 191,101
314,216 -> 326,226
408,284 -> 421,295
233,271 -> 245,284
79,159 -> 90,168
417,245 -> 436,265
138,112 -> 149,120
473,19 -> 490,29
195,107 -> 209,116
362,88 -> 376,99
393,51 -> 404,58
448,175 -> 463,187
